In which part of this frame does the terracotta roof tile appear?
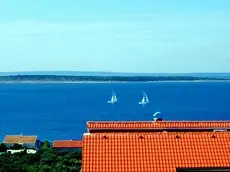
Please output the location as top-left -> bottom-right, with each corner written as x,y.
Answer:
82,131 -> 230,172
3,135 -> 37,144
53,140 -> 82,148
88,121 -> 230,130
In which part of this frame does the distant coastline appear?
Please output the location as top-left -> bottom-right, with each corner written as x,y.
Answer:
0,75 -> 229,83
1,81 -> 230,84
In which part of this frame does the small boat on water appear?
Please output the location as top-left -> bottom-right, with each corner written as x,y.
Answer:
107,91 -> 118,104
138,92 -> 149,105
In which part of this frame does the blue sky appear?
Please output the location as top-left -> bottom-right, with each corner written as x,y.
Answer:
0,0 -> 230,73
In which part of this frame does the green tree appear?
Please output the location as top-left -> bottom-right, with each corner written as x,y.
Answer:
0,146 -> 82,172
0,143 -> 8,152
41,140 -> 52,149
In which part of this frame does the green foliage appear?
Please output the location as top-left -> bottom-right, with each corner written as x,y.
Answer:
0,147 -> 82,172
0,144 -> 8,152
41,140 -> 52,149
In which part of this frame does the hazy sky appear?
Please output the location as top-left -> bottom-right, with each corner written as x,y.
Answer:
0,0 -> 230,73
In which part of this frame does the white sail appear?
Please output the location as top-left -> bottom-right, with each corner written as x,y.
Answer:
139,92 -> 149,105
144,92 -> 149,103
141,96 -> 145,103
107,91 -> 118,104
113,92 -> 117,102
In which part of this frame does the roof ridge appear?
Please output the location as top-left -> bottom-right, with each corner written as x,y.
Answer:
88,121 -> 230,122
88,131 -> 230,135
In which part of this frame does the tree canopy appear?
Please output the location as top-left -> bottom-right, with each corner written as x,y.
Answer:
0,142 -> 82,172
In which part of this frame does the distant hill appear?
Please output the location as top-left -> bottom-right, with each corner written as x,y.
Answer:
0,71 -> 230,79
0,72 -> 229,82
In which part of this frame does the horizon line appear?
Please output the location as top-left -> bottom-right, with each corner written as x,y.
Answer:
0,71 -> 230,74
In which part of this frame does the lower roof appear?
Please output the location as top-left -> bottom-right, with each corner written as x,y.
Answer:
3,135 -> 37,144
82,132 -> 230,172
53,140 -> 82,148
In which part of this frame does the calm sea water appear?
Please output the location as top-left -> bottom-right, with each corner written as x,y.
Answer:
0,82 -> 230,141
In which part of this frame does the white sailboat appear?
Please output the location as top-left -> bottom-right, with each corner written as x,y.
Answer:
138,92 -> 149,105
107,91 -> 118,104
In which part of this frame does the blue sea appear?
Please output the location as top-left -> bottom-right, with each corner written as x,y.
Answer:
0,82 -> 230,141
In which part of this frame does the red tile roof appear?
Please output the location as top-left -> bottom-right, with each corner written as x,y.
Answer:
82,132 -> 230,172
82,121 -> 230,172
3,135 -> 37,144
53,140 -> 82,148
88,121 -> 230,131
